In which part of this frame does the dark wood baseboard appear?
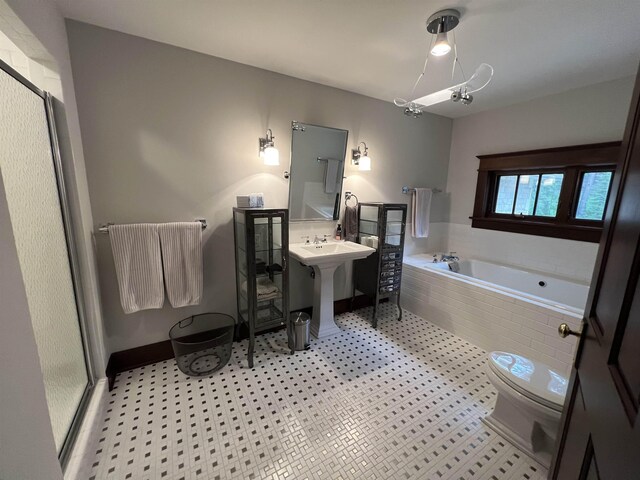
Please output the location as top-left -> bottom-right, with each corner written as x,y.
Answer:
105,294 -> 375,390
105,339 -> 174,390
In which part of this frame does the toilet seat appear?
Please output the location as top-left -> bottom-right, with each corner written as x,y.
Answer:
488,351 -> 567,411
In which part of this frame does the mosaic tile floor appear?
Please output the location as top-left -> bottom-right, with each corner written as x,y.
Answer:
78,305 -> 546,479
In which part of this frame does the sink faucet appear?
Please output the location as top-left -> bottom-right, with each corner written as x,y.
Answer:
440,252 -> 459,262
313,234 -> 330,244
312,234 -> 331,244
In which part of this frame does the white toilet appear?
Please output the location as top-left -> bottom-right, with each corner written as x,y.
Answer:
483,351 -> 568,467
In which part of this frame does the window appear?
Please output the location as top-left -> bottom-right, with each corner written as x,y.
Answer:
471,142 -> 620,242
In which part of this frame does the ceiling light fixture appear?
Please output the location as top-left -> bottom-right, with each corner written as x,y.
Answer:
393,8 -> 494,117
427,9 -> 458,57
431,32 -> 451,57
259,128 -> 279,165
351,142 -> 371,171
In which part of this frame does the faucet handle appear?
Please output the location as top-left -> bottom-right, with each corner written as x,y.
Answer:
301,235 -> 310,244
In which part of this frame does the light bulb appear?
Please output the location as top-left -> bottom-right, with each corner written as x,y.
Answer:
431,32 -> 451,56
263,145 -> 279,165
358,155 -> 371,171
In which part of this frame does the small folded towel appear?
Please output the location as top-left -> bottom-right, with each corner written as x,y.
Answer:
411,188 -> 433,238
324,159 -> 340,193
158,222 -> 203,308
241,277 -> 281,302
108,223 -> 164,314
344,205 -> 358,242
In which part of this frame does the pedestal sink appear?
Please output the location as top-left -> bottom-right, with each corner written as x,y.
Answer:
289,241 -> 375,339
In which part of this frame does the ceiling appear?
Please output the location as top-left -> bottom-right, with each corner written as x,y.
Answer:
53,0 -> 640,118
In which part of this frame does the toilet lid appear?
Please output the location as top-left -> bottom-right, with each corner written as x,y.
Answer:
488,351 -> 567,410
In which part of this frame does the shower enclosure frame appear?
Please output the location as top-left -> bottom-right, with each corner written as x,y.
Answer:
0,58 -> 96,470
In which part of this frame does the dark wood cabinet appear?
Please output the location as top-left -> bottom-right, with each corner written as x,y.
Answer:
352,203 -> 407,327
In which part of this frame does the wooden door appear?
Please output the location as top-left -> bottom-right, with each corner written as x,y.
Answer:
550,66 -> 640,478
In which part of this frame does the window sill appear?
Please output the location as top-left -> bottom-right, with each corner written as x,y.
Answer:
470,217 -> 603,243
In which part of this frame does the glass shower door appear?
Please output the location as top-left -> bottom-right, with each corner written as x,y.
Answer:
0,64 -> 90,456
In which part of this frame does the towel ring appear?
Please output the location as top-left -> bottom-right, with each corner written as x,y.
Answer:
345,192 -> 358,207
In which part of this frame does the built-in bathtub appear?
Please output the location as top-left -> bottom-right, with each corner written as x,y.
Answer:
402,253 -> 587,375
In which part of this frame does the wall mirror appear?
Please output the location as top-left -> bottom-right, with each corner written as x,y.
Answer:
288,121 -> 349,221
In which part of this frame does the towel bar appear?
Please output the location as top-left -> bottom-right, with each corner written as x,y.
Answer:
98,219 -> 207,234
402,186 -> 442,194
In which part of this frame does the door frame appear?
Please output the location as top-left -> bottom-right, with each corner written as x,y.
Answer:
0,57 -> 96,470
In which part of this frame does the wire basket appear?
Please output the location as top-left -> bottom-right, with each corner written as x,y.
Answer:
169,313 -> 235,376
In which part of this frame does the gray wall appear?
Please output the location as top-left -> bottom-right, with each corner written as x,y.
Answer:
446,76 -> 635,226
438,76 -> 635,281
0,174 -> 63,480
66,21 -> 452,355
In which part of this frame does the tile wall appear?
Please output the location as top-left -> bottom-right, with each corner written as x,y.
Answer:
444,224 -> 599,283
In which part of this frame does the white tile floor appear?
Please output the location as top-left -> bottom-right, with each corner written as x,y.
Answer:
77,305 -> 546,479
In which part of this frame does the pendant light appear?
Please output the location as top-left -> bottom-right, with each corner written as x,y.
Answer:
393,8 -> 494,116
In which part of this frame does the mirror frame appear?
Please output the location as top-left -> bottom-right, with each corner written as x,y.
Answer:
287,121 -> 349,221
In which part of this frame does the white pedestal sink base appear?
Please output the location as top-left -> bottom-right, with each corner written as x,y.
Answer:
288,241 -> 375,340
310,264 -> 342,339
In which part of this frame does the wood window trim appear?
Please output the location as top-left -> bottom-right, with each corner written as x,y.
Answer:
471,142 -> 621,243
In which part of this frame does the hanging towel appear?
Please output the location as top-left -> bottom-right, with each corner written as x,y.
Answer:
344,205 -> 358,242
411,188 -> 433,238
108,223 -> 164,314
158,222 -> 203,308
324,159 -> 340,193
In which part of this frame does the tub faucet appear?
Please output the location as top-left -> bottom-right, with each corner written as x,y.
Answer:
441,252 -> 459,262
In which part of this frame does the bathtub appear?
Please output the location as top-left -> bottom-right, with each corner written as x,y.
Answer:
402,253 -> 587,375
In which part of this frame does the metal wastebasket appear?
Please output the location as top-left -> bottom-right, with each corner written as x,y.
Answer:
291,312 -> 310,351
169,313 -> 234,376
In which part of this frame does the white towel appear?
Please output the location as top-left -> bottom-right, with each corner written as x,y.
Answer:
108,223 -> 164,314
411,188 -> 433,238
324,159 -> 340,193
158,222 -> 203,308
241,277 -> 281,302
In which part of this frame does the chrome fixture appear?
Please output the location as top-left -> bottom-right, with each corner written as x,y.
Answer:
98,218 -> 207,234
259,128 -> 279,165
451,88 -> 473,105
401,186 -> 442,194
313,234 -> 324,245
345,191 -> 359,206
404,104 -> 423,118
393,8 -> 494,116
440,252 -> 459,262
291,120 -> 306,132
426,9 -> 460,57
351,142 -> 372,171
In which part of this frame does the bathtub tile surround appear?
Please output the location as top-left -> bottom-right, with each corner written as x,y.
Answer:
443,223 -> 598,283
77,306 -> 544,479
402,262 -> 581,376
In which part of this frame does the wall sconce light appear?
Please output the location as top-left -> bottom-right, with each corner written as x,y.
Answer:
351,142 -> 371,171
259,128 -> 279,165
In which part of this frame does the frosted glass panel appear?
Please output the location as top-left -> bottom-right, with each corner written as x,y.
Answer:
0,69 -> 87,451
